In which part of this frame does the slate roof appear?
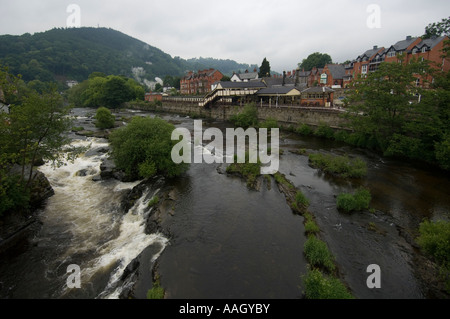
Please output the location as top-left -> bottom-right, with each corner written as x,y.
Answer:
413,36 -> 446,51
325,64 -> 345,80
218,81 -> 266,89
262,77 -> 296,88
237,72 -> 259,80
390,36 -> 419,52
257,87 -> 300,95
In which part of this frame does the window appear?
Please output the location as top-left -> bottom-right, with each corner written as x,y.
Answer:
422,47 -> 427,53
387,50 -> 396,57
415,78 -> 420,87
362,65 -> 368,74
412,48 -> 418,54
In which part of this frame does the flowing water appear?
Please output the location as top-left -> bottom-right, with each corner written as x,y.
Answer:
0,108 -> 449,299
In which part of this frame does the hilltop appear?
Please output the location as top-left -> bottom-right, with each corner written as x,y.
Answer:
0,27 -> 257,87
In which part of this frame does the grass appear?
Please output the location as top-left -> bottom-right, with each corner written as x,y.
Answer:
417,220 -> 450,293
303,269 -> 354,299
148,196 -> 159,208
146,277 -> 165,299
308,153 -> 367,179
72,126 -> 84,132
304,212 -> 320,235
304,236 -> 335,273
336,188 -> 372,213
273,172 -> 295,190
226,152 -> 262,189
296,124 -> 314,136
292,191 -> 310,213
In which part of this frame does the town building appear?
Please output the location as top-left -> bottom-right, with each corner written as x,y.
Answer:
320,64 -> 346,88
343,35 -> 450,86
230,69 -> 259,82
145,92 -> 163,103
307,67 -> 324,87
352,45 -> 386,79
180,69 -> 224,95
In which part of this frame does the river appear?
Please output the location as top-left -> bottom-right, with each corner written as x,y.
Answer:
0,107 -> 449,299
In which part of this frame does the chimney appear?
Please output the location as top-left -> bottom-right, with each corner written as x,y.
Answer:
282,71 -> 286,86
406,36 -> 412,40
373,45 -> 378,50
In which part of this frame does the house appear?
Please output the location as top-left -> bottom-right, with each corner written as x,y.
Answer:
384,36 -> 422,64
231,69 -> 259,82
352,45 -> 386,78
300,87 -> 335,107
344,35 -> 450,87
145,92 -> 163,103
320,64 -> 346,88
180,69 -> 224,95
295,69 -> 311,86
308,68 -> 324,87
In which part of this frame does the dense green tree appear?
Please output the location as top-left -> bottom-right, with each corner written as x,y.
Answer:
94,107 -> 116,129
258,58 -> 271,78
298,52 -> 332,71
423,16 -> 450,39
67,73 -> 144,108
1,67 -> 80,215
346,57 -> 450,169
109,116 -> 188,180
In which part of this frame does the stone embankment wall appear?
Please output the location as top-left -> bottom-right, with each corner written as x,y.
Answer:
127,100 -> 349,129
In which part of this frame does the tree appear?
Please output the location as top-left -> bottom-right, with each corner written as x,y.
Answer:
102,75 -> 134,108
95,107 -> 116,129
1,69 -> 81,215
109,116 -> 188,181
346,57 -> 447,164
258,58 -> 271,78
298,52 -> 332,71
423,16 -> 450,39
67,73 -> 145,108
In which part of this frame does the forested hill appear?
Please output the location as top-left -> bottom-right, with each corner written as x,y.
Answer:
0,27 -> 257,86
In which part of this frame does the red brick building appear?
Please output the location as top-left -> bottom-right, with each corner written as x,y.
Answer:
180,69 -> 224,95
344,36 -> 450,87
145,92 -> 163,103
307,67 -> 324,87
320,64 -> 345,88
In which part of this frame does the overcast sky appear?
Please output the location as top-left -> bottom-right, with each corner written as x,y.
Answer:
1,0 -> 449,72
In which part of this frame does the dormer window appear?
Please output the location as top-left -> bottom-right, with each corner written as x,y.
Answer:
412,48 -> 418,54
387,50 -> 396,58
422,47 -> 427,53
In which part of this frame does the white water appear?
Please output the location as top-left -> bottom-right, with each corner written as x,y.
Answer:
38,137 -> 168,298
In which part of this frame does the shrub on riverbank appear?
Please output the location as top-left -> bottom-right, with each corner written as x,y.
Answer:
109,116 -> 188,181
304,212 -> 320,236
229,103 -> 258,128
304,236 -> 335,273
258,117 -> 279,129
292,191 -> 310,213
95,107 -> 116,129
336,188 -> 372,213
146,278 -> 165,299
226,152 -> 262,189
303,269 -> 354,299
418,220 -> 450,269
308,153 -> 367,179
